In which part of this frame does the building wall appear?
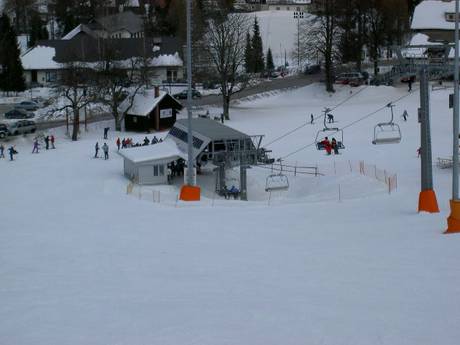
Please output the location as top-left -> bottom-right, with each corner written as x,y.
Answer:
266,4 -> 309,11
24,70 -> 60,86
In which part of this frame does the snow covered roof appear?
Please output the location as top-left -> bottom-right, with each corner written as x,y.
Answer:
119,89 -> 182,117
118,139 -> 185,163
21,46 -> 61,70
151,53 -> 183,67
62,24 -> 97,40
402,33 -> 437,58
411,0 -> 456,31
175,118 -> 251,141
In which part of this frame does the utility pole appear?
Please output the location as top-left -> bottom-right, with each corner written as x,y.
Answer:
179,0 -> 201,201
446,0 -> 460,233
293,11 -> 304,68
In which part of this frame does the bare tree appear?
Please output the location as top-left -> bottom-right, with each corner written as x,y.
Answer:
307,0 -> 342,92
4,0 -> 36,33
52,61 -> 97,141
203,13 -> 250,120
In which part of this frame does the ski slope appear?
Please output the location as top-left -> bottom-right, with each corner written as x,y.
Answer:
1,83 -> 460,345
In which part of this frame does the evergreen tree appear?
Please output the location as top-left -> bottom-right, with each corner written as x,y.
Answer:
0,13 -> 26,92
266,47 -> 274,72
251,17 -> 264,73
29,13 -> 49,47
244,32 -> 252,73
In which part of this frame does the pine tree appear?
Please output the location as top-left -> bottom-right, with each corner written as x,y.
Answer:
244,32 -> 252,73
29,13 -> 49,47
266,48 -> 274,72
251,17 -> 264,73
0,13 -> 26,93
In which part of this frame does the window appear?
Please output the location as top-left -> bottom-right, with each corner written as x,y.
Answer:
132,116 -> 137,123
446,13 -> 458,22
46,71 -> 57,82
154,165 -> 159,176
167,70 -> 178,82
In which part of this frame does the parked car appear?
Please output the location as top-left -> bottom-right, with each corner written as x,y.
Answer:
335,72 -> 365,85
15,100 -> 39,111
4,108 -> 35,119
304,64 -> 321,75
173,89 -> 202,99
0,123 -> 10,139
7,120 -> 37,136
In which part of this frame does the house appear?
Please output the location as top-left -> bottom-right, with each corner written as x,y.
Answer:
411,0 -> 457,43
20,30 -> 184,86
265,0 -> 311,12
86,11 -> 145,39
120,87 -> 183,132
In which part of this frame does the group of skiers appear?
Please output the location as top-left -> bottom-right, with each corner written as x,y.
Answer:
94,142 -> 109,160
115,136 -> 163,150
0,144 -> 18,161
320,137 -> 340,155
32,135 -> 55,153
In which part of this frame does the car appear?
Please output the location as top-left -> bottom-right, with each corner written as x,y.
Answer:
4,108 -> 35,119
0,123 -> 10,139
15,100 -> 39,111
173,89 -> 202,99
7,120 -> 37,136
335,72 -> 365,85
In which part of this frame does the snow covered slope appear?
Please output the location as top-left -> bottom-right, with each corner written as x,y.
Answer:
1,83 -> 460,345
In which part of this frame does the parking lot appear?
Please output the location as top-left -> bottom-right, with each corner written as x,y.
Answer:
0,104 -> 15,121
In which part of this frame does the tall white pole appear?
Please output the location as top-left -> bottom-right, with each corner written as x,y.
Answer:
186,0 -> 194,186
454,0 -> 460,199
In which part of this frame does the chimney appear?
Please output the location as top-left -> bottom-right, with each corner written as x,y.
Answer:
154,86 -> 160,98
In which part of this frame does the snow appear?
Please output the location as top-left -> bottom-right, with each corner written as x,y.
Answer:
151,52 -> 183,67
411,0 -> 456,31
20,46 -> 61,70
1,82 -> 460,344
119,139 -> 185,163
119,89 -> 168,116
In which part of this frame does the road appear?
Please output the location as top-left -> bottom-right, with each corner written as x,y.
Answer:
193,73 -> 321,107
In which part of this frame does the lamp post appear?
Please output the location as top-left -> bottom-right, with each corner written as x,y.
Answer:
179,0 -> 201,201
446,0 -> 460,233
293,11 -> 304,68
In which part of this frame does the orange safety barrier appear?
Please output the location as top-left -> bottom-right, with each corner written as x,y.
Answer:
446,199 -> 460,234
179,185 -> 201,201
418,189 -> 439,213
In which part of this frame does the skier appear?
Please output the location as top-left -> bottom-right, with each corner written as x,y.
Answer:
116,137 -> 121,150
310,114 -> 314,124
8,146 -> 17,161
321,137 -> 332,155
151,136 -> 159,144
122,138 -> 126,149
143,136 -> 150,146
102,142 -> 109,160
331,137 -> 339,155
44,135 -> 50,150
50,135 -> 55,149
103,127 -> 109,139
402,110 -> 408,122
0,144 -> 5,158
408,77 -> 413,92
32,139 -> 40,153
94,142 -> 99,158
327,114 -> 334,123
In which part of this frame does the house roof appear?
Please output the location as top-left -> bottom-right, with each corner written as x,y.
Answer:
175,118 -> 250,141
62,24 -> 98,40
411,0 -> 456,31
118,139 -> 185,164
21,35 -> 183,69
119,89 -> 183,116
93,10 -> 144,34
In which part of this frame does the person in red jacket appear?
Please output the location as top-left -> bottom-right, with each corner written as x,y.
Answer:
116,137 -> 121,151
321,137 -> 332,155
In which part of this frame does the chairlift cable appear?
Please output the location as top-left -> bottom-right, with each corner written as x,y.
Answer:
280,87 -> 419,160
264,85 -> 370,147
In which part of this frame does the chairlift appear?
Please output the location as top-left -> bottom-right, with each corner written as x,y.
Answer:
265,159 -> 289,192
315,108 -> 345,150
372,103 -> 402,145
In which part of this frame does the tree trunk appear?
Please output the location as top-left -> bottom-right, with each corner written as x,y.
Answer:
223,95 -> 230,120
72,107 -> 79,141
324,55 -> 334,93
113,108 -> 122,131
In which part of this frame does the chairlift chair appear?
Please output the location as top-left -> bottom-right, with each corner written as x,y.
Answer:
315,108 -> 345,150
265,159 -> 289,192
372,103 -> 402,145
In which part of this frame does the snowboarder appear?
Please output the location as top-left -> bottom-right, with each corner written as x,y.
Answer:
0,144 -> 5,158
116,137 -> 121,150
321,137 -> 332,155
44,136 -> 50,150
327,113 -> 334,123
8,146 -> 17,161
103,127 -> 109,139
32,139 -> 40,153
331,137 -> 339,155
50,135 -> 55,149
94,142 -> 99,158
402,110 -> 408,122
102,142 -> 109,160
310,114 -> 314,124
